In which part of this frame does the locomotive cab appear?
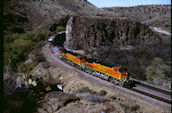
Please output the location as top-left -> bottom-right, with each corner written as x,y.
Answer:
77,56 -> 86,61
76,56 -> 86,64
121,72 -> 130,82
112,67 -> 130,82
120,68 -> 130,81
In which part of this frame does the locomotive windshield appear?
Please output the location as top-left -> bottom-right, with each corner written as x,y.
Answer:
79,56 -> 86,60
119,68 -> 127,73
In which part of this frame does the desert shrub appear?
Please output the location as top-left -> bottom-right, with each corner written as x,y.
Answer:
145,66 -> 156,80
99,90 -> 107,96
4,33 -> 19,43
145,57 -> 170,80
17,62 -> 38,73
76,87 -> 93,93
77,87 -> 89,92
56,26 -> 66,32
21,31 -> 33,40
131,105 -> 140,111
110,95 -> 117,100
32,30 -> 47,42
49,26 -> 66,35
4,31 -> 47,72
34,54 -> 45,63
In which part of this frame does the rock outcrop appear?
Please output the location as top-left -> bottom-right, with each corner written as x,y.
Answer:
65,16 -> 160,50
37,91 -> 79,113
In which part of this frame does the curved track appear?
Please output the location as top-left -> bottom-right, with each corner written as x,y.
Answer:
49,44 -> 171,105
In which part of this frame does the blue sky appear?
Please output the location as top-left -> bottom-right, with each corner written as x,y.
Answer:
87,0 -> 171,8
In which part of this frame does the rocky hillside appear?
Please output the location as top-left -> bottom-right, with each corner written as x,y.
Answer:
64,16 -> 170,80
103,5 -> 171,32
4,0 -> 116,34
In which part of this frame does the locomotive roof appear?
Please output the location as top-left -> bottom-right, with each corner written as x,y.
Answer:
85,58 -> 99,63
65,50 -> 81,56
97,62 -> 121,68
86,58 -> 120,68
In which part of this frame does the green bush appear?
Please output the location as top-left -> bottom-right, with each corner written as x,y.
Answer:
76,86 -> 95,94
152,57 -> 163,66
17,62 -> 38,73
99,90 -> 107,96
110,95 -> 117,100
4,33 -> 18,43
145,66 -> 156,80
4,31 -> 47,72
56,26 -> 66,32
49,26 -> 66,35
145,57 -> 170,80
22,31 -> 33,40
131,105 -> 140,111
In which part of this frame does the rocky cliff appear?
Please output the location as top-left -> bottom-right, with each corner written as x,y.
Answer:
64,16 -> 170,80
65,16 -> 160,50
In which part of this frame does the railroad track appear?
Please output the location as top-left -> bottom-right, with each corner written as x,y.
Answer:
133,79 -> 171,95
50,45 -> 171,104
131,79 -> 171,104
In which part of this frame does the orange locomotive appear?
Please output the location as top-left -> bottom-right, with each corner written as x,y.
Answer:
84,58 -> 130,86
58,49 -> 132,87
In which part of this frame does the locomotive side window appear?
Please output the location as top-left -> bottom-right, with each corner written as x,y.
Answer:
115,69 -> 117,71
79,57 -> 83,60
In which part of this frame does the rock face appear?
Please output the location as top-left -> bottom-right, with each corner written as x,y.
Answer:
30,62 -> 50,79
66,16 -> 160,50
37,91 -> 79,113
36,91 -> 126,113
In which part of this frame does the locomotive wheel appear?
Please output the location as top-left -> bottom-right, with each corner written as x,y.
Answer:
108,77 -> 113,82
89,70 -> 92,74
119,81 -> 124,87
112,79 -> 119,85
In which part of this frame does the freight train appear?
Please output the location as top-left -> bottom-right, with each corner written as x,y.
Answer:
48,36 -> 134,87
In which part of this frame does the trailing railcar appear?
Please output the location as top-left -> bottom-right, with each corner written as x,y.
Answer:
58,49 -> 86,68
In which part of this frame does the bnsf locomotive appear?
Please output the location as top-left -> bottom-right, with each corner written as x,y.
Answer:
48,36 -> 133,87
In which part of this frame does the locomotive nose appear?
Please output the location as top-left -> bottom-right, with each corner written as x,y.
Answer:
122,72 -> 130,81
